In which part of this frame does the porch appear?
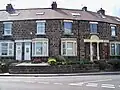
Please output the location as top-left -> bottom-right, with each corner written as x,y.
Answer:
84,35 -> 109,61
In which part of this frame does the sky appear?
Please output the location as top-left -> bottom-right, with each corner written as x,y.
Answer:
0,0 -> 120,16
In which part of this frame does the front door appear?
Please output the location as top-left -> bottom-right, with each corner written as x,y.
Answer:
16,42 -> 22,61
24,42 -> 31,60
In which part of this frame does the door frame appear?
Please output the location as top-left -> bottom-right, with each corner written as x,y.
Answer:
15,40 -> 32,61
16,42 -> 22,61
24,42 -> 31,60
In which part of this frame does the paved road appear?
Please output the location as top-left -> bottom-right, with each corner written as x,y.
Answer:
0,75 -> 120,90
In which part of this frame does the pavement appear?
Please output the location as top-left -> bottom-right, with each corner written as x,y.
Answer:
0,74 -> 120,90
0,71 -> 120,77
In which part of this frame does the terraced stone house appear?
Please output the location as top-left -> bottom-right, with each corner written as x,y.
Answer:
0,2 -> 120,62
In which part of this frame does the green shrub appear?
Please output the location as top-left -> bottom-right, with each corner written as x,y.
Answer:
48,57 -> 57,65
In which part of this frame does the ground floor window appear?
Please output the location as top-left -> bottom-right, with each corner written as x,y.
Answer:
32,38 -> 48,56
110,42 -> 120,56
0,41 -> 14,56
61,39 -> 77,56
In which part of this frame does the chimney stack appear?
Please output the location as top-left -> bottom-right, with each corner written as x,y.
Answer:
51,2 -> 57,10
6,4 -> 15,14
82,6 -> 87,11
97,8 -> 105,15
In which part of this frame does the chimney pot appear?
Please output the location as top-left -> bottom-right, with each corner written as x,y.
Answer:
51,2 -> 57,10
82,6 -> 87,11
97,8 -> 105,15
6,4 -> 15,14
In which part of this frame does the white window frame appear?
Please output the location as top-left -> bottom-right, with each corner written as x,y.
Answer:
61,39 -> 77,56
3,22 -> 13,36
0,41 -> 14,56
111,25 -> 117,37
32,38 -> 48,57
36,20 -> 46,35
63,21 -> 73,34
89,22 -> 98,34
110,42 -> 120,56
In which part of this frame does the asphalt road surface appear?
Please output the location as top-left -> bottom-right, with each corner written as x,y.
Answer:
0,75 -> 120,90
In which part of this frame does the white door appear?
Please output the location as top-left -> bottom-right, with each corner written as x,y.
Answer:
24,42 -> 31,60
16,42 -> 22,61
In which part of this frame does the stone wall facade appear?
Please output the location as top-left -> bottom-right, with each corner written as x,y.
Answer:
0,20 -> 120,61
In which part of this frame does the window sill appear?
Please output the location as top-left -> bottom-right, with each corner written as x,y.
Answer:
36,33 -> 46,35
64,33 -> 74,35
110,55 -> 120,56
62,55 -> 77,56
0,55 -> 14,57
90,33 -> 99,35
111,36 -> 117,37
32,55 -> 48,57
3,34 -> 12,36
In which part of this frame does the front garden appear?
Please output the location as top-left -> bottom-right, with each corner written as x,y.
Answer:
0,55 -> 120,73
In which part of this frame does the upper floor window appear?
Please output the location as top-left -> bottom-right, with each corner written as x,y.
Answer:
111,25 -> 116,36
61,38 -> 77,56
90,22 -> 98,33
3,22 -> 12,36
64,20 -> 73,34
36,20 -> 46,35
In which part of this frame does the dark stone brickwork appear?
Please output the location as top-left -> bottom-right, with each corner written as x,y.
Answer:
0,20 -> 120,61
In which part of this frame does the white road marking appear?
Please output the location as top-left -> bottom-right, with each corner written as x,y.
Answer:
24,81 -> 35,83
101,84 -> 115,88
69,83 -> 84,86
38,82 -> 49,84
69,79 -> 112,86
54,83 -> 63,85
86,83 -> 98,87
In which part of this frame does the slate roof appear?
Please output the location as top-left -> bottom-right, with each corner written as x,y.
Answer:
0,7 -> 120,24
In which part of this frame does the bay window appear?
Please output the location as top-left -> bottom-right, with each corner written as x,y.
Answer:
0,41 -> 14,56
110,42 -> 120,56
32,38 -> 48,56
61,39 -> 77,56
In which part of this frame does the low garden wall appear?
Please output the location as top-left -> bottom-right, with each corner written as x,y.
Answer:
9,64 -> 99,74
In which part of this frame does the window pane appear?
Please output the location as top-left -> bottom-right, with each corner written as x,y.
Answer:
9,43 -> 13,49
4,23 -> 12,29
111,26 -> 116,36
111,43 -> 115,55
9,43 -> 13,55
9,50 -> 12,55
64,22 -> 72,34
62,42 -> 66,48
1,43 -> 8,55
67,49 -> 73,55
43,42 -> 47,55
36,42 -> 43,55
67,42 -> 73,48
116,44 -> 120,55
63,49 -> 66,55
73,42 -> 77,56
90,24 -> 97,33
37,22 -> 45,34
32,43 -> 35,55
4,30 -> 11,35
4,23 -> 12,35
